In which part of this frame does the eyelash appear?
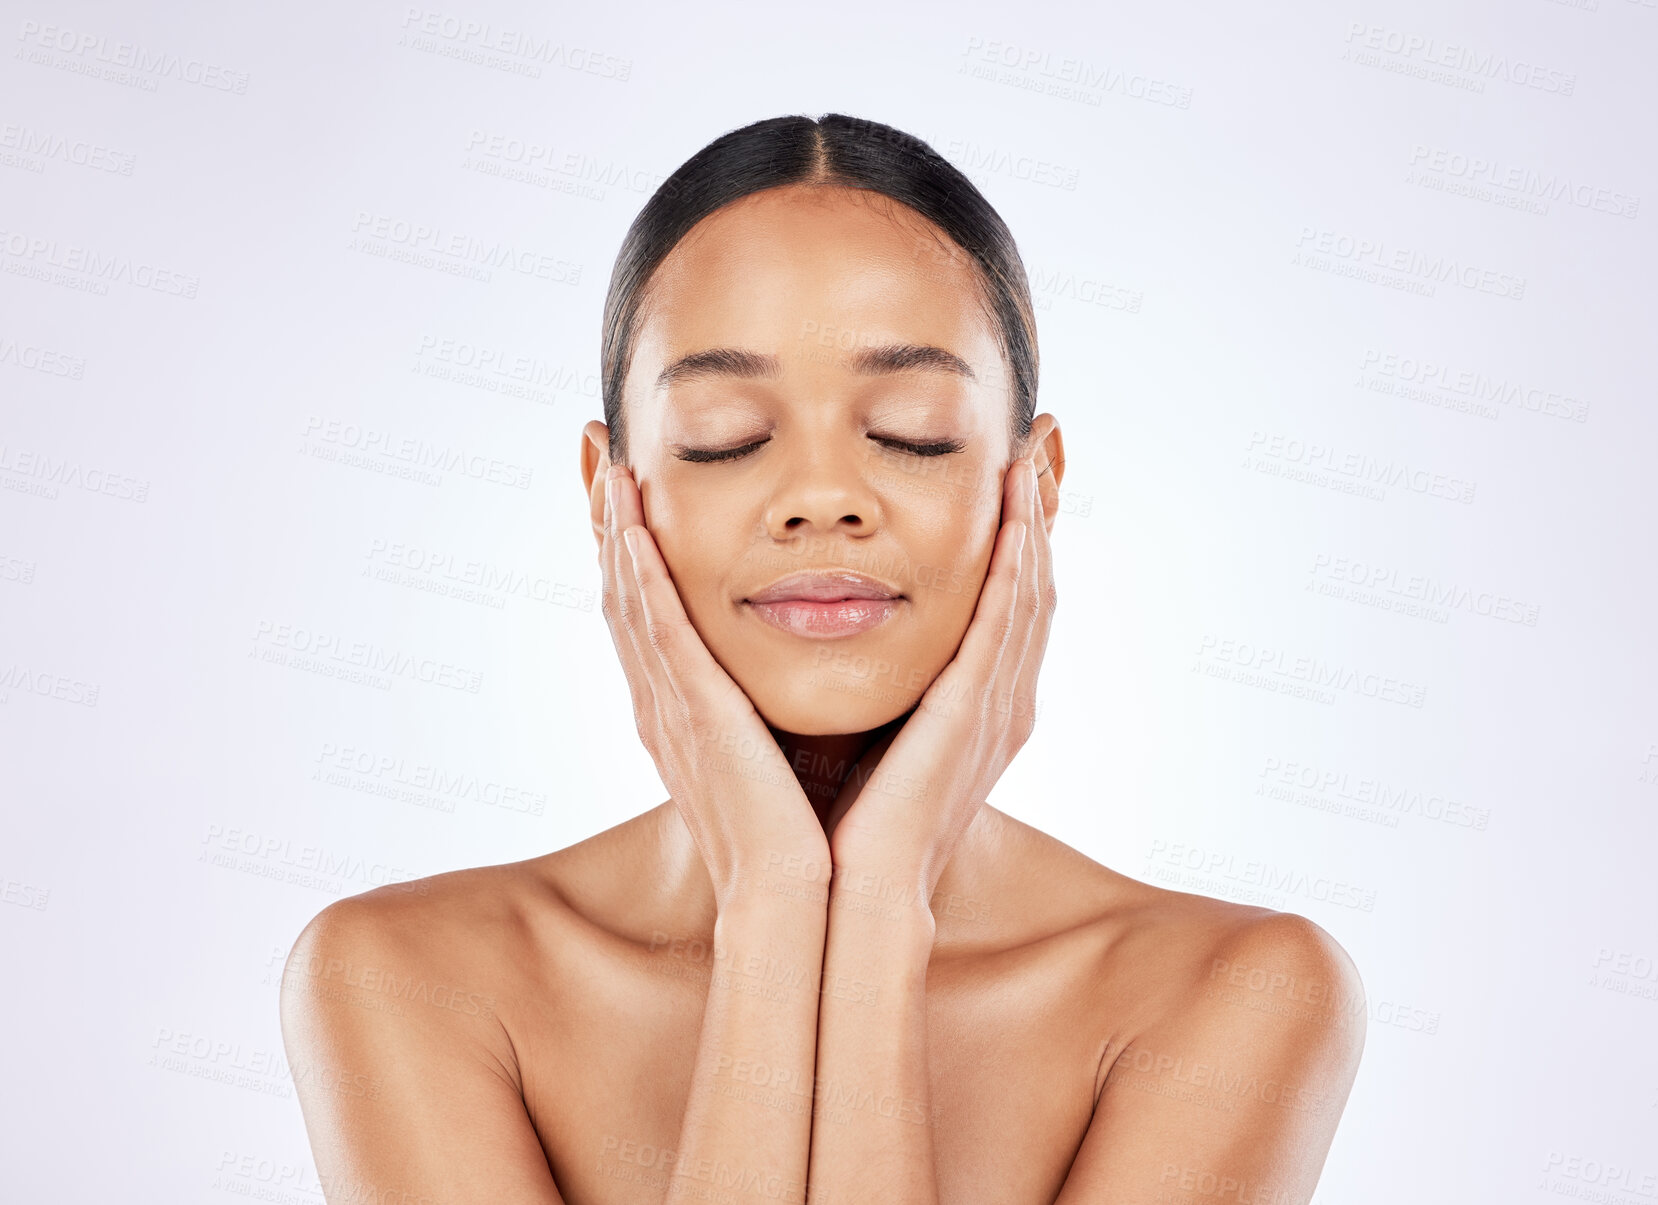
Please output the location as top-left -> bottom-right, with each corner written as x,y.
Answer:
676,436 -> 966,464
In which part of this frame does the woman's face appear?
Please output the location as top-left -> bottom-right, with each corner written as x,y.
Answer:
601,184 -> 1023,736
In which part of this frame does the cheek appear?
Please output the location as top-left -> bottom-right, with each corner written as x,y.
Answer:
643,488 -> 760,646
886,464 -> 1001,581
900,496 -> 999,636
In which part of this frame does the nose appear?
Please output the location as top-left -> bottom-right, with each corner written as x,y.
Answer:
761,435 -> 884,539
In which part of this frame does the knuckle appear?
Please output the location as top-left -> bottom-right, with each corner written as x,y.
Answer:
644,618 -> 675,655
633,705 -> 659,747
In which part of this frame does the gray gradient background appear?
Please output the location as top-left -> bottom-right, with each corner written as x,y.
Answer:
1,0 -> 1654,1201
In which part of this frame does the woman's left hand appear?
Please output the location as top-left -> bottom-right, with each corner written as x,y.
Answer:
824,455 -> 1056,899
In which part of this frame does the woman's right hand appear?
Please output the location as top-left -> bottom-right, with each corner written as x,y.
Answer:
599,463 -> 829,908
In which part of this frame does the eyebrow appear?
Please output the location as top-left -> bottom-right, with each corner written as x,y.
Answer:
654,343 -> 976,390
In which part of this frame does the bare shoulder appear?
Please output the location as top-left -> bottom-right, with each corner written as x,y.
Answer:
279,807 -> 667,1047
277,858 -> 596,1204
980,808 -> 1367,1055
996,832 -> 1371,1198
279,862 -> 546,1078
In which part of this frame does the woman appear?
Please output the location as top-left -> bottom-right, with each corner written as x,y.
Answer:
280,113 -> 1365,1205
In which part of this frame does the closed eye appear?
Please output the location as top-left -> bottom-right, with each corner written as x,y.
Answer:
675,438 -> 769,464
875,436 -> 966,458
674,435 -> 966,464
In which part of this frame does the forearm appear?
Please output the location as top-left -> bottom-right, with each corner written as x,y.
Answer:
667,892 -> 827,1205
806,868 -> 938,1202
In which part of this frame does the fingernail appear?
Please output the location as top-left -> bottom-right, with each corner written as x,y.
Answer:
606,475 -> 619,512
623,527 -> 639,559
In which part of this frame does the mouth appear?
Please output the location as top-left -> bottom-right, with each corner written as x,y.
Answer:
743,570 -> 905,639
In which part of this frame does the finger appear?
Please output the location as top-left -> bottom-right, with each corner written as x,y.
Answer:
1006,461 -> 1056,734
1030,453 -> 1055,608
1030,454 -> 1057,643
603,469 -> 662,727
609,462 -> 646,534
606,467 -> 672,711
624,522 -> 698,713
926,460 -> 1036,729
994,464 -> 1043,715
942,507 -> 1026,708
615,471 -> 745,721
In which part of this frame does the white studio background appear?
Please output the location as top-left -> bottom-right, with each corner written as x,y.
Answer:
2,0 -> 1654,1201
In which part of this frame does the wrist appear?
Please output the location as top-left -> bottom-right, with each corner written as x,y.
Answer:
715,850 -> 835,919
828,835 -> 937,898
708,831 -> 833,911
827,864 -> 938,946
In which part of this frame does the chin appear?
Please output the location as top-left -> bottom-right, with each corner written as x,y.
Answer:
744,667 -> 925,736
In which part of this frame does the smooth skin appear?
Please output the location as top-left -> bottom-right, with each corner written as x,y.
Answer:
280,184 -> 1366,1205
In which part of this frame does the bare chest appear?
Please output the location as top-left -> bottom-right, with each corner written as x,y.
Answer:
515,942 -> 1110,1205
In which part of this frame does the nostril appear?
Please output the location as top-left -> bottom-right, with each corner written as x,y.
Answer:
782,514 -> 863,529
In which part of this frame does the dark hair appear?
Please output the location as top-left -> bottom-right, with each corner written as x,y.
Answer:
599,113 -> 1039,465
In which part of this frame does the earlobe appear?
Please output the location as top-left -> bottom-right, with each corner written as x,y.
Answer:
580,420 -> 612,551
1030,415 -> 1065,535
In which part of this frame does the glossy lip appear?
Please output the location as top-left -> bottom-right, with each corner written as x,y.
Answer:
743,571 -> 905,639
745,570 -> 902,605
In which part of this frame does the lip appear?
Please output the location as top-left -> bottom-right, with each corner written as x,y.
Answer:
746,571 -> 902,605
744,571 -> 904,639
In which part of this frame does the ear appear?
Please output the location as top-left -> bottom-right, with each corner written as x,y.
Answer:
580,420 -> 611,552
1025,414 -> 1065,536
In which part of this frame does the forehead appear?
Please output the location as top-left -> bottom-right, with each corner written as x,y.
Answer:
628,185 -> 1004,390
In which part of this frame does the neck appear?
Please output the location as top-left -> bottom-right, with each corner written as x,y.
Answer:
767,718 -> 904,830
648,716 -> 1002,945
